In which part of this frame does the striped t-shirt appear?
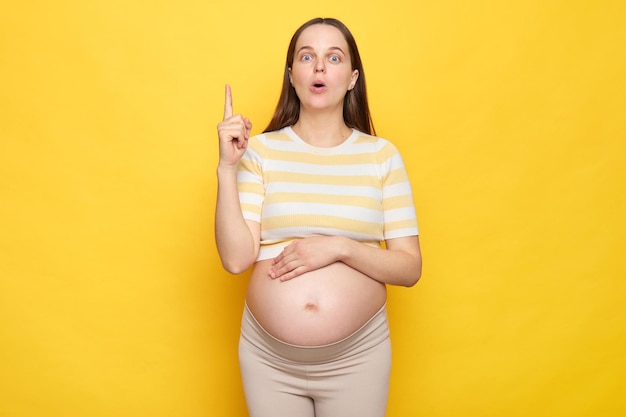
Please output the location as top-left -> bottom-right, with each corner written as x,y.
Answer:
238,126 -> 418,261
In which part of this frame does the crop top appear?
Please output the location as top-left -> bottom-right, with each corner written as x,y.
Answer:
237,126 -> 418,261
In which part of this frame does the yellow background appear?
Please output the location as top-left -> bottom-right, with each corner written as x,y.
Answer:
1,1 -> 624,416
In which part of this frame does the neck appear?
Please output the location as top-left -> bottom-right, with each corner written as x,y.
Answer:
293,109 -> 352,148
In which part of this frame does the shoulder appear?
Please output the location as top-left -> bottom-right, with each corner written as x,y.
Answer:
251,128 -> 292,144
247,128 -> 293,152
351,130 -> 402,158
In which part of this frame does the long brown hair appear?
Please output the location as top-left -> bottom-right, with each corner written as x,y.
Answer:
263,18 -> 376,135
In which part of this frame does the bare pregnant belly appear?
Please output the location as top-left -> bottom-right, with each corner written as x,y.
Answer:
245,259 -> 387,346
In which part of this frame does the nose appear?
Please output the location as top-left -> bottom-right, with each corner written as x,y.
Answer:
314,59 -> 326,73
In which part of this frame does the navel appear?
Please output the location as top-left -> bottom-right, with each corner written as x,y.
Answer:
303,302 -> 319,312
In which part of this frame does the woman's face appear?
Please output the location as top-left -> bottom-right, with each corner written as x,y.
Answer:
289,24 -> 359,113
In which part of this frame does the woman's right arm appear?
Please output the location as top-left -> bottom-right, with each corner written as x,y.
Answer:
215,85 -> 260,274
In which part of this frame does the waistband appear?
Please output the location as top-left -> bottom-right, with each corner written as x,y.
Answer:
240,302 -> 390,364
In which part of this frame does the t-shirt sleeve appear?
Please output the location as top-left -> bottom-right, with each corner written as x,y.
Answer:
237,139 -> 264,224
381,143 -> 419,239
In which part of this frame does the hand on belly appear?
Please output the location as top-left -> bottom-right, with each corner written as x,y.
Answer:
246,260 -> 386,345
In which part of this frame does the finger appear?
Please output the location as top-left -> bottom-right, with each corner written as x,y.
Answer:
244,117 -> 253,139
280,267 -> 304,282
272,250 -> 285,265
223,84 -> 233,120
236,137 -> 248,150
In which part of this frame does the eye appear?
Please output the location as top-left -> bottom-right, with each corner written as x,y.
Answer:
329,55 -> 341,63
300,54 -> 313,62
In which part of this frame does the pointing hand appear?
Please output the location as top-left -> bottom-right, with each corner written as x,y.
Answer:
217,84 -> 253,166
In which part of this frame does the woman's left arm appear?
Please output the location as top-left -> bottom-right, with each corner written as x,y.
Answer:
268,235 -> 422,287
343,235 -> 422,287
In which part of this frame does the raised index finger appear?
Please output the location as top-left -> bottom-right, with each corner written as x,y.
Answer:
223,84 -> 233,120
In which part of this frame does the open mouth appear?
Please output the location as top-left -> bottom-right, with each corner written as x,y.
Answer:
311,81 -> 327,92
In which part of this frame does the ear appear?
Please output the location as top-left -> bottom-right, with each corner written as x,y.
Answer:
288,67 -> 293,85
349,69 -> 359,90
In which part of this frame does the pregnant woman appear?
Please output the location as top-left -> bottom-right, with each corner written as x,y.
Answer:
215,17 -> 422,417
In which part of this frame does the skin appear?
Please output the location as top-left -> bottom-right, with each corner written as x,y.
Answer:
287,24 -> 359,147
215,24 -> 422,345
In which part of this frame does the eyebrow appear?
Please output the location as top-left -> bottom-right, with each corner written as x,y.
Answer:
296,46 -> 346,55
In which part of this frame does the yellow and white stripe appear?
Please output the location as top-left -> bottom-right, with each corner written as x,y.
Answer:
238,127 -> 418,260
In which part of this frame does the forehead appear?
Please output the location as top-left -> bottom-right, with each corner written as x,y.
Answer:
295,24 -> 349,51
